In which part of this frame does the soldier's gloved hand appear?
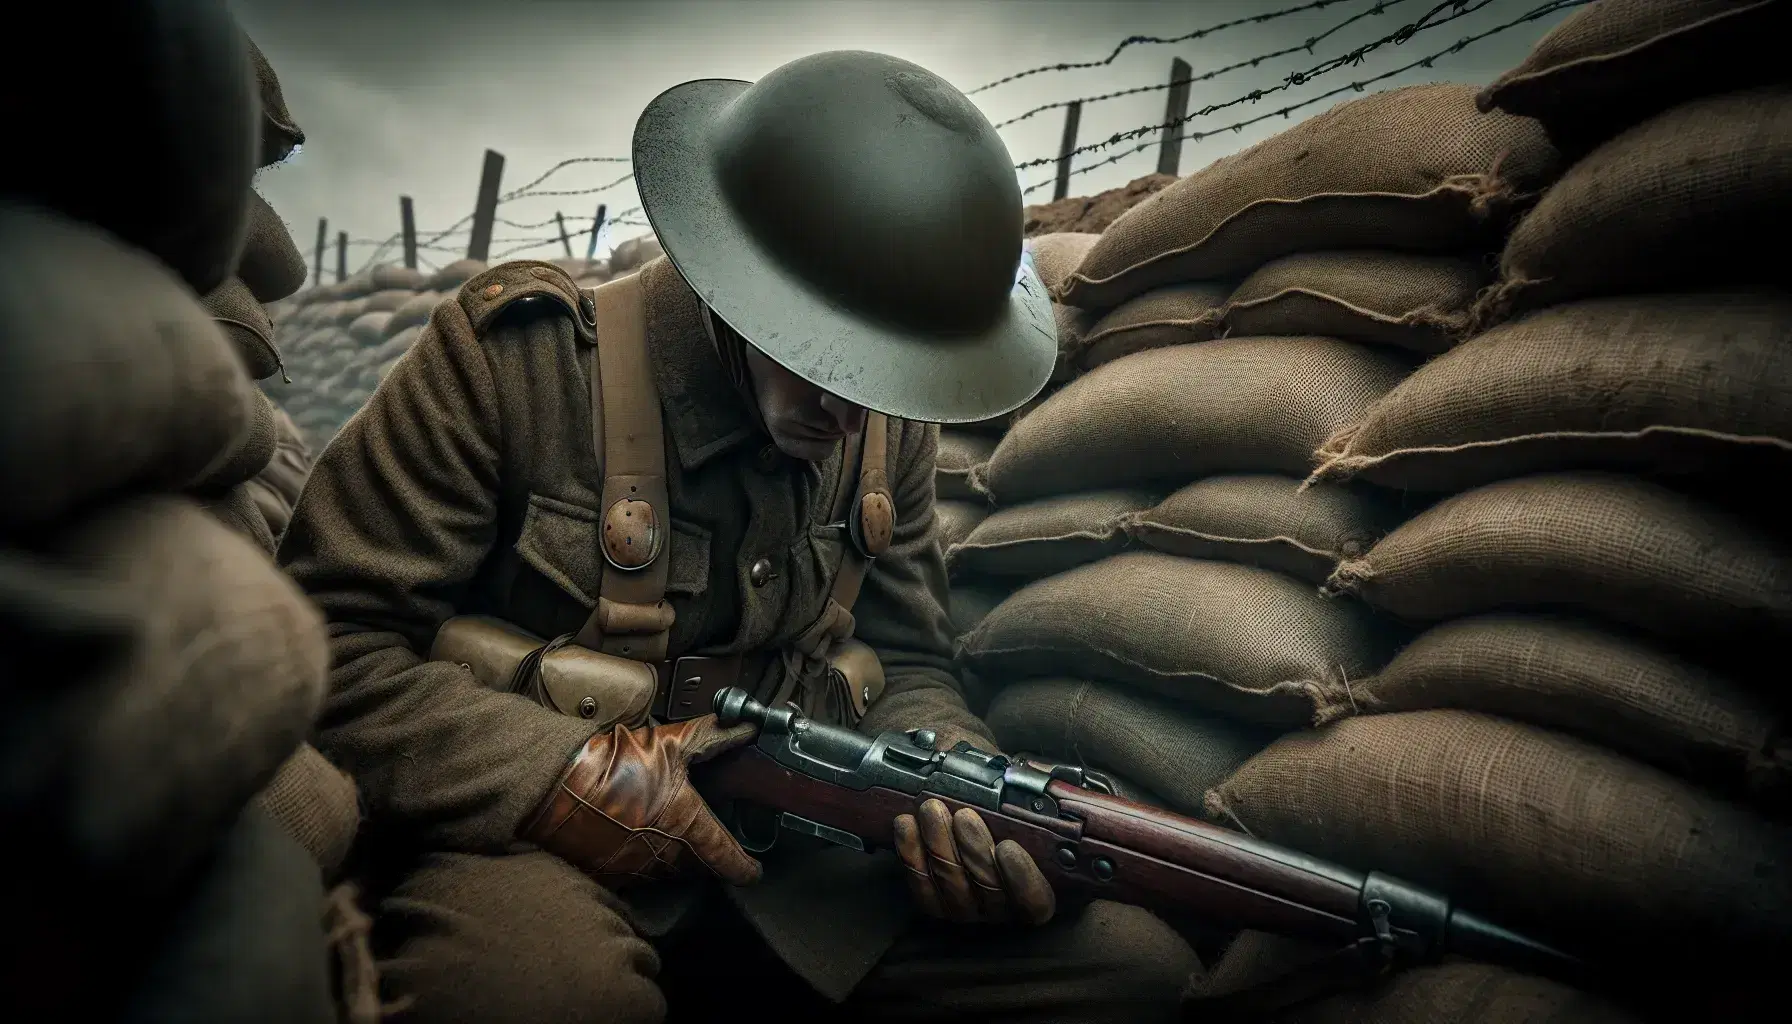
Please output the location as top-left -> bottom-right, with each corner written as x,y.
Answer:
895,798 -> 1056,926
893,725 -> 1054,926
523,714 -> 761,886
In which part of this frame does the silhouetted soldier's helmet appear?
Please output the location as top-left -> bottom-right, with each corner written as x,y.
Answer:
2,0 -> 257,294
245,35 -> 304,168
633,50 -> 1056,424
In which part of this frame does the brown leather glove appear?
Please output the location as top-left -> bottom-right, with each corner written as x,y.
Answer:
895,798 -> 1056,926
893,729 -> 1056,926
522,715 -> 760,886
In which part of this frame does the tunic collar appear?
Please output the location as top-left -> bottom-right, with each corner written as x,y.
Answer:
638,257 -> 762,470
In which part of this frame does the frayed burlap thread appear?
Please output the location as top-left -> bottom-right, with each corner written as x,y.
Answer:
1058,84 -> 1559,309
1308,292 -> 1792,492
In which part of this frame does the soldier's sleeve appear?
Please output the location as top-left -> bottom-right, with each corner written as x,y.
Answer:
276,292 -> 600,855
854,419 -> 996,750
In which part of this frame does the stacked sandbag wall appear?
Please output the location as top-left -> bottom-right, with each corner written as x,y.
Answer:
955,78 -> 1558,825
261,236 -> 662,449
1192,1 -> 1792,1016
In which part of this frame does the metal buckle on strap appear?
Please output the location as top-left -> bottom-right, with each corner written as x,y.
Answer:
655,655 -> 741,722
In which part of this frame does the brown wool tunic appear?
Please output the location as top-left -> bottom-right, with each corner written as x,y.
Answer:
277,255 -> 987,858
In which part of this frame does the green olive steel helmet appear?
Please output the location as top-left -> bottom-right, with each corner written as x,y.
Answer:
632,50 -> 1057,424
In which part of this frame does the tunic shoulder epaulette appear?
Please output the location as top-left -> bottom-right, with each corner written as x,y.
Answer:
456,260 -> 597,343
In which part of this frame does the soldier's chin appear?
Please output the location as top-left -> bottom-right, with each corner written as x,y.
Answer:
769,429 -> 839,464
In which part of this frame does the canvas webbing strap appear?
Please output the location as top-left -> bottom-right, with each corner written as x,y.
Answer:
573,273 -> 674,662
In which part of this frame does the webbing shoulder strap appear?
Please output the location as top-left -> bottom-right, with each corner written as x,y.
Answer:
832,413 -> 890,612
573,273 -> 674,661
792,414 -> 892,660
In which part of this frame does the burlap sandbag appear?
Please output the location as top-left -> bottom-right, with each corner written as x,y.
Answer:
1124,474 -> 1408,585
1027,235 -> 1105,376
971,337 -> 1411,505
1482,87 -> 1792,323
986,678 -> 1272,818
236,192 -> 308,303
1027,232 -> 1100,289
1059,84 -> 1559,309
959,551 -> 1400,728
935,500 -> 988,552
255,743 -> 361,882
1077,282 -> 1228,370
0,204 -> 260,534
947,490 -> 1155,581
384,292 -> 439,338
201,478 -> 279,555
370,264 -> 427,292
335,298 -> 372,328
1205,710 -> 1792,950
1315,293 -> 1792,492
1050,303 -> 1096,379
201,275 -> 283,381
0,497 -> 328,894
948,584 -> 1009,638
425,259 -> 486,291
935,430 -> 996,502
1326,472 -> 1792,647
191,389 -> 280,497
334,270 -> 377,302
1219,250 -> 1484,355
959,383 -> 1062,437
1314,612 -> 1788,810
1477,0 -> 1791,158
348,311 -> 391,346
361,288 -> 413,314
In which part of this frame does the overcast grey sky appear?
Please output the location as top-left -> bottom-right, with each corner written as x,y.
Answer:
231,0 -> 1573,274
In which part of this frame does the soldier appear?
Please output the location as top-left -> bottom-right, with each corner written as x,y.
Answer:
279,50 -> 1196,1023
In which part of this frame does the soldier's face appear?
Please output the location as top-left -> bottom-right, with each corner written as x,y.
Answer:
744,345 -> 868,463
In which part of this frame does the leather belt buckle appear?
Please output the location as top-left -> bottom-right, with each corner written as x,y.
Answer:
658,655 -> 737,722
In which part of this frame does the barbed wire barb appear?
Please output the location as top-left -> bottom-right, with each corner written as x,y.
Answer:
991,0 -> 1422,129
965,0 -> 1361,95
1020,0 -> 1588,197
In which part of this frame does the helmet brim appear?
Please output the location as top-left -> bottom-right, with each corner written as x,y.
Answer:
633,78 -> 1057,424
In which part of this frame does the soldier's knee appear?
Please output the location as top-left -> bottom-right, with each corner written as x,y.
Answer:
375,851 -> 664,1024
1063,900 -> 1199,996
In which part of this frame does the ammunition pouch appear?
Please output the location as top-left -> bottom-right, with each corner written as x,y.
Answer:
431,614 -> 655,729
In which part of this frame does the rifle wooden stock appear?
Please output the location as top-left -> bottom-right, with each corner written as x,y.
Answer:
698,744 -> 1363,946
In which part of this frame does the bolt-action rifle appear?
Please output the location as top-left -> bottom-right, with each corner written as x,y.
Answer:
694,687 -> 1581,987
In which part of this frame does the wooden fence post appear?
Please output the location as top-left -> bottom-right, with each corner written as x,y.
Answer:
586,203 -> 608,259
1054,101 -> 1082,201
400,196 -> 418,269
555,212 -> 575,259
1157,58 -> 1193,177
313,217 -> 327,287
466,149 -> 505,261
336,230 -> 347,283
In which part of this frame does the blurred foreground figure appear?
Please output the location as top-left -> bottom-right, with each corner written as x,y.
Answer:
0,3 -> 342,1021
281,50 -> 1196,1024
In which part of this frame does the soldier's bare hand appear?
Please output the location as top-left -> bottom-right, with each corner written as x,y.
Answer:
894,798 -> 1055,926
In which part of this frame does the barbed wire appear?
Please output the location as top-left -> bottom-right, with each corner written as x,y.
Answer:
992,0 -> 1420,129
489,217 -> 651,261
1020,0 -> 1587,197
341,0 -> 1568,275
966,0 -> 1359,94
499,155 -> 632,199
1013,0 -> 1548,175
504,168 -> 636,201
